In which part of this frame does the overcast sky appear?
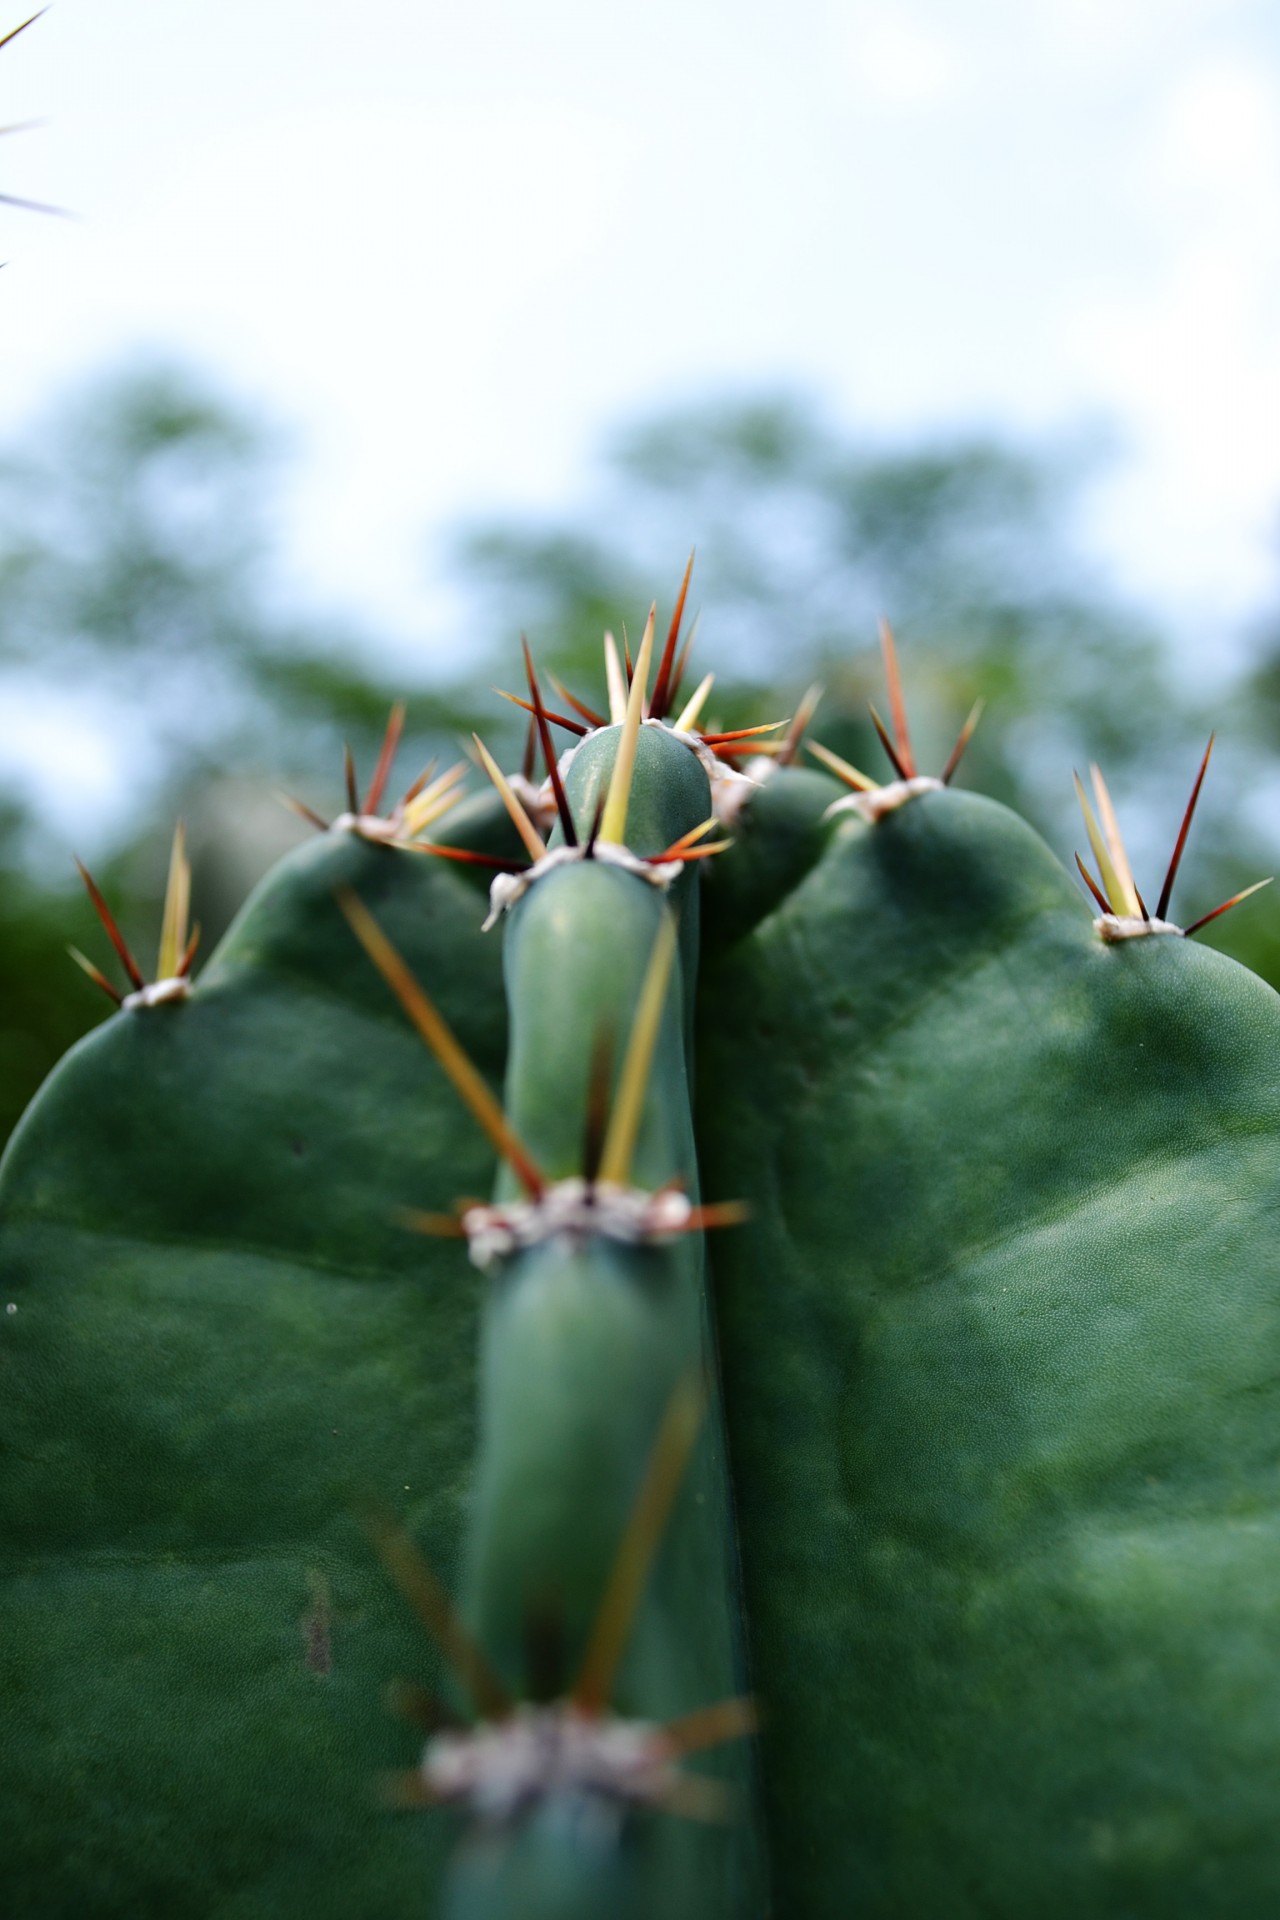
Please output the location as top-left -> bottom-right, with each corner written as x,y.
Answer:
4,0 -> 1280,674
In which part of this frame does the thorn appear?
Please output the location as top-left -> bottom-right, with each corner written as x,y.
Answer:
397,1206 -> 469,1238
599,605 -> 655,847
385,1677 -> 465,1734
176,923 -> 202,980
1073,771 -> 1124,917
650,550 -> 695,720
1134,882 -> 1151,924
597,910 -> 677,1187
680,1200 -> 751,1231
337,889 -> 545,1197
777,685 -> 824,767
671,612 -> 700,709
603,632 -> 628,726
1182,877 -> 1272,939
582,1026 -> 615,1186
156,821 -> 190,982
401,757 -> 438,806
0,12 -> 47,57
361,1500 -> 513,1721
584,789 -> 607,860
700,722 -> 787,748
344,743 -> 360,817
939,699 -> 985,786
520,709 -> 537,783
646,842 -> 732,865
472,735 -> 548,865
402,763 -> 469,839
806,739 -> 878,793
572,1374 -> 705,1717
74,858 -> 145,991
659,1696 -> 758,1761
623,625 -> 633,687
1074,851 -> 1112,916
522,638 -> 578,846
548,673 -> 606,730
364,702 -> 406,816
379,1769 -> 437,1810
672,672 -> 715,735
659,817 -> 720,855
495,687 -> 591,737
1157,734 -> 1215,922
868,704 -> 911,783
278,791 -> 331,833
1089,764 -> 1141,918
650,1771 -> 734,1825
67,945 -> 124,1005
409,842 -> 528,875
879,618 -> 916,778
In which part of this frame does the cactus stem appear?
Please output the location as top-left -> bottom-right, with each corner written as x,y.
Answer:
582,1027 -> 616,1186
337,888 -> 545,1198
603,631 -> 628,725
362,1500 -> 514,1722
599,605 -> 656,846
805,739 -> 878,792
672,672 -> 715,734
1157,734 -> 1215,921
869,703 -> 912,783
597,911 -> 678,1188
940,698 -> 986,785
573,1373 -> 705,1717
650,550 -> 695,721
472,735 -> 548,865
878,617 -> 917,777
521,638 -> 578,846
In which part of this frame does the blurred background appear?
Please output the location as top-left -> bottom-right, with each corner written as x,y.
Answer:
1,0 -> 1279,1144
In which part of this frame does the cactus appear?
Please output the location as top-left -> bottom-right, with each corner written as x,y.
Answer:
2,580 -> 1279,1919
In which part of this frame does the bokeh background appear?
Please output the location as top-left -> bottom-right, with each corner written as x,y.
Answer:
1,0 -> 1279,1143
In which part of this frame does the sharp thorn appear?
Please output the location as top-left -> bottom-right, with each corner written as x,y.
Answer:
939,698 -> 985,785
1074,850 -> 1113,916
472,735 -> 548,864
67,945 -> 124,1004
806,739 -> 878,792
1157,734 -> 1215,922
360,1500 -> 513,1722
599,605 -> 655,847
364,702 -> 406,816
73,858 -> 145,990
344,744 -> 360,817
1182,876 -> 1272,938
879,617 -> 917,778
522,637 -> 577,845
651,550 -> 695,720
868,704 -> 911,783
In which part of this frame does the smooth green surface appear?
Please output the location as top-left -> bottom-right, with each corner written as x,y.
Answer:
698,784 -> 1280,1917
456,723 -> 764,1916
0,819 -> 511,1918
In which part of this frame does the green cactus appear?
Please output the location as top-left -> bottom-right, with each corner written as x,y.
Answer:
2,582 -> 1278,1919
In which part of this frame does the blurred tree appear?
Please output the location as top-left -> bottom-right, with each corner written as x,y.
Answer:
456,390 -> 1278,974
0,362 -> 489,1144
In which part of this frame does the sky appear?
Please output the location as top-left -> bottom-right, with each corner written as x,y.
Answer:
3,0 -> 1280,682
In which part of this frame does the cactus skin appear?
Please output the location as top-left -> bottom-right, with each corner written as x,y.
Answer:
5,618 -> 1280,1919
452,722 -> 762,1917
0,815 -> 515,1918
697,780 -> 1280,1917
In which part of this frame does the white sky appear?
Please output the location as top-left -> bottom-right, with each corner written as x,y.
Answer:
3,0 -> 1280,678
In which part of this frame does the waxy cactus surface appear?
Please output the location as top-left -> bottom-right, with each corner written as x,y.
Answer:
2,586 -> 1278,1919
